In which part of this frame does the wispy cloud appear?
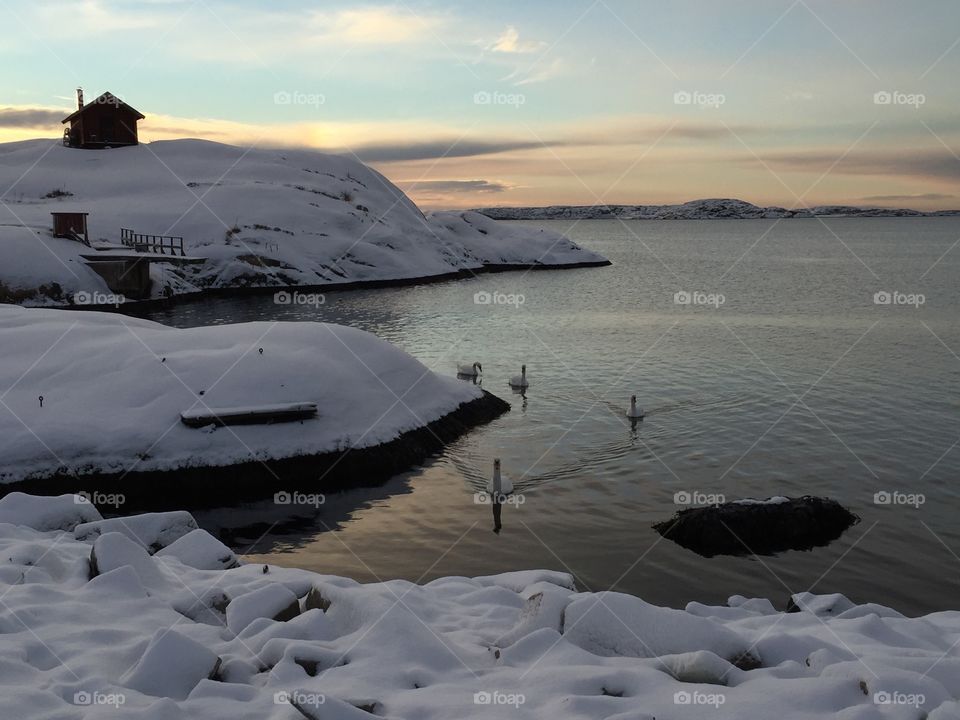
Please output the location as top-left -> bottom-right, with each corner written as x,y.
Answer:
488,26 -> 546,54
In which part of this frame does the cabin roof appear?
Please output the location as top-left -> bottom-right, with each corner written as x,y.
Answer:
61,92 -> 146,124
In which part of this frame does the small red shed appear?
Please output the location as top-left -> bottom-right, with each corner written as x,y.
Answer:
51,212 -> 90,245
61,89 -> 145,149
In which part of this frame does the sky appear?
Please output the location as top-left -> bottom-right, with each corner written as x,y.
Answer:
1,0 -> 959,209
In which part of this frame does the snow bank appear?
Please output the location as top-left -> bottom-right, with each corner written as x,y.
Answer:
1,495 -> 959,719
0,139 -> 606,305
0,306 -> 483,484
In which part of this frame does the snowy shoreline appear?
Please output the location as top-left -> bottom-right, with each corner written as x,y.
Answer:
1,492 -> 958,720
0,307 -> 509,494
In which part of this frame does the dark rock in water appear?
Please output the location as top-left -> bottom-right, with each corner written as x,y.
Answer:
653,496 -> 859,557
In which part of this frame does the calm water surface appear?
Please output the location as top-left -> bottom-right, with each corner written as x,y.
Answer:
138,218 -> 960,616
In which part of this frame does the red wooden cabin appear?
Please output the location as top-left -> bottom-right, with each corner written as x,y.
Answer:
61,89 -> 145,149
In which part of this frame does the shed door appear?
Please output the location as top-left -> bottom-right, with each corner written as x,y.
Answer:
100,117 -> 116,143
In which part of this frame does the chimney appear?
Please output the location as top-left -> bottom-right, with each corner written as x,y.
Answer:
76,87 -> 84,110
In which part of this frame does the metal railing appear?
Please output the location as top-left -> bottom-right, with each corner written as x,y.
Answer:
120,228 -> 185,256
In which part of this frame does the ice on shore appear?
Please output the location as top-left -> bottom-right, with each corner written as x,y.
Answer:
1,494 -> 959,719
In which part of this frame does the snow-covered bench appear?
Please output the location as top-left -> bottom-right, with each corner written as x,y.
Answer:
180,402 -> 318,428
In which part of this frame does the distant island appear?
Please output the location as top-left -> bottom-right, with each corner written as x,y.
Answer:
475,198 -> 960,221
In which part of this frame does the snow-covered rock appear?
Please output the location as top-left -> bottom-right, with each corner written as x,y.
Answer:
121,629 -> 221,700
1,494 -> 959,719
226,583 -> 301,633
75,511 -> 198,551
0,306 -> 485,484
155,529 -> 237,570
0,491 -> 102,531
89,531 -> 174,593
0,139 -> 606,306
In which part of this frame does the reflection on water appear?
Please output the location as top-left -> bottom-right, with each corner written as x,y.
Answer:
140,218 -> 960,615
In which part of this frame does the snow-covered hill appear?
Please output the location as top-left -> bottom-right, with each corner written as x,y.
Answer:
0,139 -> 606,305
0,306 -> 489,484
477,198 -> 960,220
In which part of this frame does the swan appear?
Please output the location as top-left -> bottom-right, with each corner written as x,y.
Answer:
486,458 -> 514,497
508,364 -> 529,389
457,362 -> 482,377
627,394 -> 644,419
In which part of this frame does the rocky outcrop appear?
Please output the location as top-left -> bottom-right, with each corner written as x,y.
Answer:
653,496 -> 859,557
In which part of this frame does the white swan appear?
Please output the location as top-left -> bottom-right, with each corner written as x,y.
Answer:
627,394 -> 644,419
457,362 -> 482,377
508,365 -> 529,389
486,458 -> 514,497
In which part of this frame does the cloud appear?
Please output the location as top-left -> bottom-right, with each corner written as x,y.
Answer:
757,150 -> 960,182
861,193 -> 955,201
0,108 -> 68,128
401,179 -> 509,194
318,6 -> 445,44
343,138 -> 567,163
507,57 -> 566,86
489,26 -> 546,54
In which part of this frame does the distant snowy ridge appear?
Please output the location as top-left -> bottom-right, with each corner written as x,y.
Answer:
0,139 -> 606,306
476,197 -> 960,220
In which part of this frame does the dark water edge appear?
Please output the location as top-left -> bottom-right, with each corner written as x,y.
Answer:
1,392 -> 509,512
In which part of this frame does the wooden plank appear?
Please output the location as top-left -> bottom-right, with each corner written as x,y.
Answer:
180,402 -> 319,428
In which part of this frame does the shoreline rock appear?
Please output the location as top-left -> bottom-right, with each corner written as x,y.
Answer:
653,496 -> 860,557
